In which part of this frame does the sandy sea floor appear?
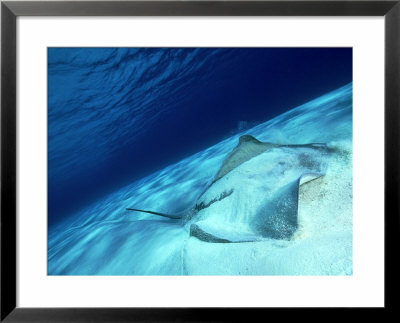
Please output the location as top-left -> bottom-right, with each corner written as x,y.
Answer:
48,83 -> 353,275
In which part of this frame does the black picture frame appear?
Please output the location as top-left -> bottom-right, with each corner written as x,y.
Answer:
1,0 -> 399,321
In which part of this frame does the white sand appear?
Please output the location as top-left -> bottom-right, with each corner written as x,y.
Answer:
48,83 -> 353,275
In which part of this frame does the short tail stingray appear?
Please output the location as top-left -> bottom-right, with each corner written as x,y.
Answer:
125,134 -> 330,242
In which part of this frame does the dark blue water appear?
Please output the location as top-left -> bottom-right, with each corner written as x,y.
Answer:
48,48 -> 352,226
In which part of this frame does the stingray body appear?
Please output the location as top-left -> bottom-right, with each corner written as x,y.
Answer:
127,135 -> 330,242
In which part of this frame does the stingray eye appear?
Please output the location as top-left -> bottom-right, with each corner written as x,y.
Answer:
239,134 -> 258,143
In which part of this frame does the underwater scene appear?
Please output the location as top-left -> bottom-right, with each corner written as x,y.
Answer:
48,48 -> 352,275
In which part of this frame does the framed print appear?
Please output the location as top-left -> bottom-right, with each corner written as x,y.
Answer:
1,0 -> 399,321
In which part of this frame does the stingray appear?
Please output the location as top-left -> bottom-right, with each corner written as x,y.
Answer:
127,135 -> 330,243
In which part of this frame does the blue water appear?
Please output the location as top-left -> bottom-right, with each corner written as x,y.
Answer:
48,48 -> 352,227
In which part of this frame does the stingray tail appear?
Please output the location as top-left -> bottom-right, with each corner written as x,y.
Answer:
126,208 -> 182,220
